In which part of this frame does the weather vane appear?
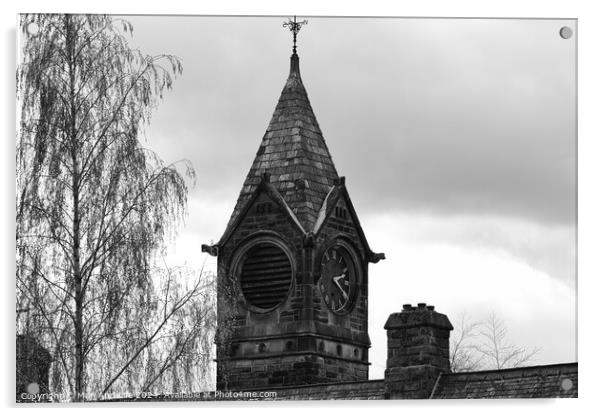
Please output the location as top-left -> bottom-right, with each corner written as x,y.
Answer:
283,16 -> 308,54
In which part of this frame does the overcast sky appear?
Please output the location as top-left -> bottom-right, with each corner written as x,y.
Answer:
123,16 -> 576,379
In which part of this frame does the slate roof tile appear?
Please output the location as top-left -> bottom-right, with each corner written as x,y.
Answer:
220,52 -> 339,239
430,363 -> 578,399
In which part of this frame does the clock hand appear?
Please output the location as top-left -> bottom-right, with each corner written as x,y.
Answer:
332,275 -> 349,300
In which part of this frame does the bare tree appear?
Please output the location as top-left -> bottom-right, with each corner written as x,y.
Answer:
213,271 -> 242,391
474,313 -> 541,370
450,312 -> 541,372
96,264 -> 217,398
449,313 -> 483,372
16,14 -> 207,401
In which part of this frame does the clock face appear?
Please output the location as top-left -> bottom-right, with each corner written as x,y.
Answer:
319,245 -> 356,313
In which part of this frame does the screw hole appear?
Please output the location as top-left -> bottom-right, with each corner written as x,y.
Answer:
559,26 -> 573,39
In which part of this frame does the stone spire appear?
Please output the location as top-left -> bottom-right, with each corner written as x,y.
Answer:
222,51 -> 339,236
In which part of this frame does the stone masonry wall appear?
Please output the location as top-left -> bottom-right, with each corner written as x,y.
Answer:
384,303 -> 453,399
219,353 -> 368,390
216,186 -> 370,390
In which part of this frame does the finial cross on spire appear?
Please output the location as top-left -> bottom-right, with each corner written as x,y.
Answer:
283,16 -> 308,54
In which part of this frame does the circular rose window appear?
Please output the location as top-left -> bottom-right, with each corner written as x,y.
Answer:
238,242 -> 293,310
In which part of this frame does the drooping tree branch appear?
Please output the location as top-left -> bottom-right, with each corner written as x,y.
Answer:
16,14 -> 206,401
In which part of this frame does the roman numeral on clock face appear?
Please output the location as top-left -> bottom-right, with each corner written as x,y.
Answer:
319,245 -> 355,313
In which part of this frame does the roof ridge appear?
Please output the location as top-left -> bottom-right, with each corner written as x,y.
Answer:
443,361 -> 578,377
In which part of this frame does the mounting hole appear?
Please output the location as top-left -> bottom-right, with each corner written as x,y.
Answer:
26,382 -> 40,394
257,342 -> 267,353
336,344 -> 343,356
559,26 -> 573,39
26,22 -> 39,36
560,378 -> 573,391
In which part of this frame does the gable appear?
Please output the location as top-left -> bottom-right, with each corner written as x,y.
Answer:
216,176 -> 305,249
313,179 -> 384,263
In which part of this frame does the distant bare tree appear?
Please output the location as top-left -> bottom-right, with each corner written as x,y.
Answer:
450,312 -> 541,372
449,313 -> 483,372
474,313 -> 541,370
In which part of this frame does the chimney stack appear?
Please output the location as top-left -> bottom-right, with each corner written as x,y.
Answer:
384,303 -> 453,399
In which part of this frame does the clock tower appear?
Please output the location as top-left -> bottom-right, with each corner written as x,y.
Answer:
203,23 -> 384,390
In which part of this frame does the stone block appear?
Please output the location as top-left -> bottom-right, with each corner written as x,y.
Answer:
383,305 -> 453,399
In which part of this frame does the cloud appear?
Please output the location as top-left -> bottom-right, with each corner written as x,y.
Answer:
127,16 -> 575,229
363,212 -> 576,285
365,214 -> 576,378
309,18 -> 576,227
